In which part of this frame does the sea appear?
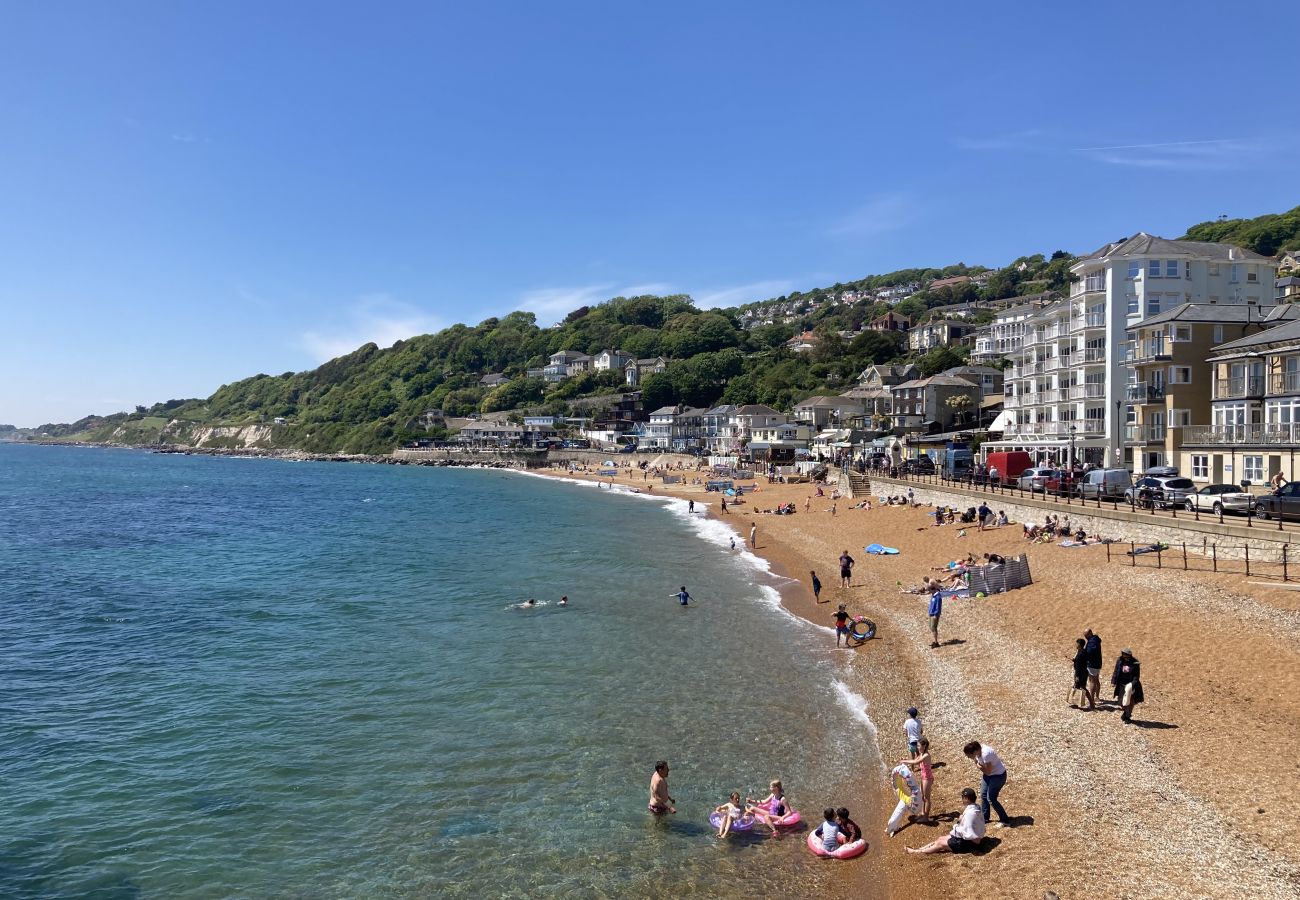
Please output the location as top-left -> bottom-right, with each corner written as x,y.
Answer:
0,444 -> 882,898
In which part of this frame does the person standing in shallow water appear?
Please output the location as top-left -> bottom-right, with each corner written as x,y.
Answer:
810,570 -> 823,603
649,761 -> 675,814
749,522 -> 757,549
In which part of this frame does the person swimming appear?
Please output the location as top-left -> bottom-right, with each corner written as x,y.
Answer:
558,596 -> 568,607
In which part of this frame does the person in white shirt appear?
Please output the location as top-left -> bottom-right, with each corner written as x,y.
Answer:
906,788 -> 985,854
904,707 -> 923,757
964,740 -> 1010,827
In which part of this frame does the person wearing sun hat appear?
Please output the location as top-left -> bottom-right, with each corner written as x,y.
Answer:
1111,648 -> 1144,722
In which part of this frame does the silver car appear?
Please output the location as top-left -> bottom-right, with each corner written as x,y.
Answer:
1016,467 -> 1057,492
1184,483 -> 1256,515
1124,476 -> 1196,507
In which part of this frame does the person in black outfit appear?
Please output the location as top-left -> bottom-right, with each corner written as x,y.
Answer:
1111,648 -> 1144,722
1083,629 -> 1102,710
1070,638 -> 1089,707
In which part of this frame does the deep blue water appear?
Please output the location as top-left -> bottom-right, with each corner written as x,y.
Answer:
0,444 -> 877,898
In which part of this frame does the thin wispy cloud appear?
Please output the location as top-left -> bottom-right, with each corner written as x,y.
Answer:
1072,137 -> 1262,170
299,294 -> 444,362
827,194 -> 917,239
694,279 -> 798,309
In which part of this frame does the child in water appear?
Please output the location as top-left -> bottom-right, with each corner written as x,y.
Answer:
835,807 -> 862,844
713,791 -> 745,837
901,737 -> 934,821
814,807 -> 842,852
745,780 -> 788,835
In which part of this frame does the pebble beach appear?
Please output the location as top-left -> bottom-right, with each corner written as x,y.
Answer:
543,462 -> 1300,900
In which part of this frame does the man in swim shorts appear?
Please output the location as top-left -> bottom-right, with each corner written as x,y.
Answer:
839,550 -> 854,587
649,761 -> 675,814
927,589 -> 942,648
810,570 -> 822,603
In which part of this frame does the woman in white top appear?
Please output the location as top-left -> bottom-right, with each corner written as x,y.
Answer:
964,740 -> 1010,827
906,788 -> 985,854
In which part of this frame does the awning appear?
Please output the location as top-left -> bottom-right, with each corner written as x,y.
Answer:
988,410 -> 1015,432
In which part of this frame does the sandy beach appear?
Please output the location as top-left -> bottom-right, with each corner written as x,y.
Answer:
541,461 -> 1300,900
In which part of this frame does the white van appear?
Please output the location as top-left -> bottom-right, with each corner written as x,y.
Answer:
1079,467 -> 1132,500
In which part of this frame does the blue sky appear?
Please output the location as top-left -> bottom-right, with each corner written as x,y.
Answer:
2,1 -> 1297,426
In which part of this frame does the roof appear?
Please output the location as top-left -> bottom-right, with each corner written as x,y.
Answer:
650,406 -> 679,416
735,404 -> 784,416
1129,302 -> 1299,330
795,395 -> 863,408
894,375 -> 982,390
943,365 -> 1002,377
841,386 -> 893,400
1077,232 -> 1275,265
1209,317 -> 1300,356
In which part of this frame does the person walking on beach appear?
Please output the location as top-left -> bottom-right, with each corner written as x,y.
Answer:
839,550 -> 855,587
1111,648 -> 1144,723
810,570 -> 823,603
676,586 -> 692,606
904,707 -> 923,757
832,604 -> 851,648
906,787 -> 984,855
977,501 -> 992,532
963,740 -> 1010,828
927,588 -> 943,649
1083,629 -> 1103,709
649,760 -> 676,814
688,499 -> 695,514
1070,637 -> 1088,706
749,522 -> 757,549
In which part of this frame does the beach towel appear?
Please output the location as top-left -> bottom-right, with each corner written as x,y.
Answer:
865,544 -> 899,555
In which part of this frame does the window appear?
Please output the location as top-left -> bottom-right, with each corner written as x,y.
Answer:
1244,455 -> 1264,483
1170,367 -> 1192,384
1128,261 -> 1141,280
1231,264 -> 1241,283
1148,260 -> 1162,279
1213,325 -> 1224,344
1173,325 -> 1192,342
1171,409 -> 1192,427
1191,455 -> 1209,479
1209,263 -> 1220,276
1148,295 -> 1162,315
1127,294 -> 1140,315
1247,266 -> 1258,283
1166,260 -> 1179,278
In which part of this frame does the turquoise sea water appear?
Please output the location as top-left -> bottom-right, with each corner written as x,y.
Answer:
0,445 -> 879,898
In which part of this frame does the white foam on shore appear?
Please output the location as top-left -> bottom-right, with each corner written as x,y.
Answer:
831,679 -> 883,766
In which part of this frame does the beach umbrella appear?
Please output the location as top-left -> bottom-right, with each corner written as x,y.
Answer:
603,459 -> 615,466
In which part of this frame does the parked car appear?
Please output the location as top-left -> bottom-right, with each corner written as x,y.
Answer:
1124,476 -> 1196,508
1184,484 -> 1256,516
1016,466 -> 1057,492
1256,482 -> 1300,520
903,456 -> 935,475
1079,467 -> 1133,501
1043,469 -> 1083,496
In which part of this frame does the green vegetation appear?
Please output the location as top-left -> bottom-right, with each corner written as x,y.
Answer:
1182,205 -> 1300,256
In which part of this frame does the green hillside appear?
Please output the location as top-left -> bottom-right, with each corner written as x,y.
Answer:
1181,205 -> 1300,256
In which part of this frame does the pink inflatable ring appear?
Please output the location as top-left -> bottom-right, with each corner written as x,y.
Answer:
806,828 -> 868,860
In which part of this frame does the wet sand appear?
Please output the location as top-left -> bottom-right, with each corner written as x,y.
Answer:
539,464 -> 1300,899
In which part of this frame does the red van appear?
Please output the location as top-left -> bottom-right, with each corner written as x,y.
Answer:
984,451 -> 1033,486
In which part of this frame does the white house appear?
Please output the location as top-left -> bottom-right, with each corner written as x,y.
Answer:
702,404 -> 738,452
645,406 -> 677,449
732,404 -> 788,448
792,395 -> 865,431
545,350 -> 587,382
593,349 -> 634,372
625,356 -> 669,386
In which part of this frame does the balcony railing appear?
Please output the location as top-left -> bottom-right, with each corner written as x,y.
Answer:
1066,384 -> 1105,400
1123,424 -> 1168,444
1183,424 -> 1300,446
1081,348 -> 1107,363
1269,371 -> 1300,395
1125,383 -> 1166,403
1214,376 -> 1265,399
1132,340 -> 1170,363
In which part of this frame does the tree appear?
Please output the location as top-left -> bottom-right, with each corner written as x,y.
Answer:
639,372 -> 677,410
945,393 -> 973,424
917,346 -> 964,376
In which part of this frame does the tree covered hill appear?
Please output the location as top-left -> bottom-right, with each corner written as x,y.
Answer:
1181,205 -> 1300,256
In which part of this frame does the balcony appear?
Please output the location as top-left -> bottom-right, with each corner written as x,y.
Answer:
1269,371 -> 1300,395
1124,424 -> 1168,445
1125,383 -> 1166,403
1214,376 -> 1265,399
1183,424 -> 1300,447
1081,347 -> 1107,364
1066,384 -> 1105,400
1131,340 -> 1171,363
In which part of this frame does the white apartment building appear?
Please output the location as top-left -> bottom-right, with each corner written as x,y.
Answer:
971,303 -> 1035,364
984,233 -> 1277,466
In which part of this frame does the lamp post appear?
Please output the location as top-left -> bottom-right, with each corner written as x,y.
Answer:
1068,424 -> 1077,470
